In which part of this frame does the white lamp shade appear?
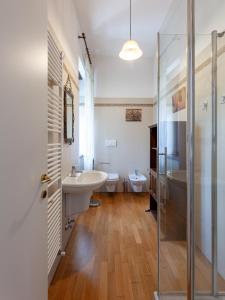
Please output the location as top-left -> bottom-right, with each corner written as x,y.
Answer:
119,40 -> 143,61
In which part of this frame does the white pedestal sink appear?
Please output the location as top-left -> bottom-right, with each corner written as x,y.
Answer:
62,171 -> 107,216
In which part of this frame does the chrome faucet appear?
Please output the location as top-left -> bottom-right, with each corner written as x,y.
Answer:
135,169 -> 138,176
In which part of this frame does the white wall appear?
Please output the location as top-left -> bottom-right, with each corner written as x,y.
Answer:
94,55 -> 155,191
0,1 -> 48,299
94,55 -> 155,98
161,0 -> 225,35
48,0 -> 84,179
95,104 -> 153,191
47,0 -> 89,263
48,0 -> 82,76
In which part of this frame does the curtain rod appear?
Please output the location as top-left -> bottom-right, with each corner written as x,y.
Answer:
78,32 -> 92,65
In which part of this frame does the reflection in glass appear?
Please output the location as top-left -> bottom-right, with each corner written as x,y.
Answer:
158,33 -> 187,299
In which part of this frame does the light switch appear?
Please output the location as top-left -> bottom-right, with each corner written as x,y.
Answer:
105,139 -> 117,148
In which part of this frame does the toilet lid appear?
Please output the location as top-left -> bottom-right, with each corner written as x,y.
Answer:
107,173 -> 119,181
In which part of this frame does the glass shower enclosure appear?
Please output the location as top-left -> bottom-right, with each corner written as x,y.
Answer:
156,0 -> 225,299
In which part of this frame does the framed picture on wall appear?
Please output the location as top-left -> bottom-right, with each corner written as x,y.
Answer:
125,109 -> 142,122
172,87 -> 186,113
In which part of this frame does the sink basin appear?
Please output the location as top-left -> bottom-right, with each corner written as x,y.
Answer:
63,171 -> 107,193
62,171 -> 107,216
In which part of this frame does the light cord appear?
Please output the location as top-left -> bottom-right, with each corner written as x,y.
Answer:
130,0 -> 132,40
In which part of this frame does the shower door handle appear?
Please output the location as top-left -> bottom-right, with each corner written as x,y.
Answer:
158,147 -> 168,209
158,147 -> 167,175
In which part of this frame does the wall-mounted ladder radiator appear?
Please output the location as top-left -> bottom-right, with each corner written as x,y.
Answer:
47,31 -> 63,276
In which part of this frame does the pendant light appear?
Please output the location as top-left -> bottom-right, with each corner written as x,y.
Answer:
119,0 -> 143,61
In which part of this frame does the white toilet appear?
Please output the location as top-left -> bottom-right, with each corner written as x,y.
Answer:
105,173 -> 119,192
129,173 -> 147,192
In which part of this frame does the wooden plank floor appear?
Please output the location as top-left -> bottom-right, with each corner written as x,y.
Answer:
49,193 -> 157,300
159,240 -> 225,294
48,192 -> 225,300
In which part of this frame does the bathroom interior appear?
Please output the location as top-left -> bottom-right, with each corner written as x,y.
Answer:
1,0 -> 225,300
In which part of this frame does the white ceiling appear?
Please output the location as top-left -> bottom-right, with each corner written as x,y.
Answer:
74,0 -> 173,57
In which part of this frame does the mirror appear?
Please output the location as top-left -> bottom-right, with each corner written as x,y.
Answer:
64,75 -> 74,145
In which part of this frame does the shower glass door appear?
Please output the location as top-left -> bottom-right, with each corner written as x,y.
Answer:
215,30 -> 225,297
194,30 -> 225,299
194,0 -> 225,298
194,32 -> 213,296
157,1 -> 225,299
158,32 -> 188,299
